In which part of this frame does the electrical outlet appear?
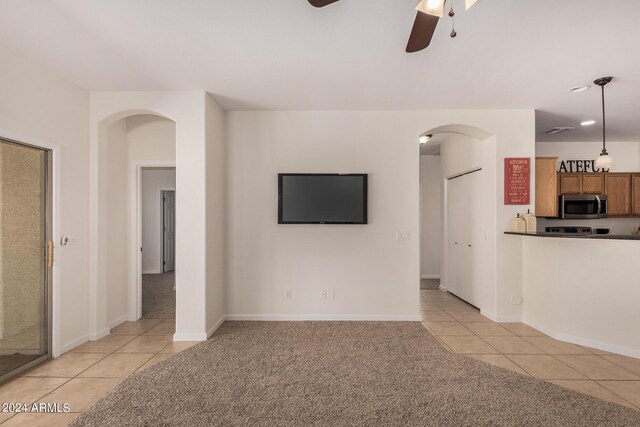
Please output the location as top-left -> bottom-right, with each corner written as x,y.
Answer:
285,290 -> 292,300
322,289 -> 335,300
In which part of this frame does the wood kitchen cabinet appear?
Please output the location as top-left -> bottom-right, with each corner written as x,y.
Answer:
542,170 -> 639,217
582,173 -> 605,194
559,173 -> 582,195
605,173 -> 632,216
558,173 -> 604,195
632,174 -> 640,216
535,157 -> 558,217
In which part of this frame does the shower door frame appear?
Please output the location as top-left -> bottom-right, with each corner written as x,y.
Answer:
0,136 -> 53,385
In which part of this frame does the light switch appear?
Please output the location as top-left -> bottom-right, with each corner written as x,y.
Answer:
396,231 -> 411,241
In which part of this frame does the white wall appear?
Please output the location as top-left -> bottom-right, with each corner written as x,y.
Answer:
420,155 -> 442,279
536,140 -> 640,235
127,115 -> 177,162
205,94 -> 226,335
0,43 -> 89,356
104,120 -> 128,325
439,133 -> 496,313
536,141 -> 640,173
141,168 -> 176,273
520,235 -> 640,357
440,134 -> 487,177
225,110 -> 535,321
90,91 -> 225,342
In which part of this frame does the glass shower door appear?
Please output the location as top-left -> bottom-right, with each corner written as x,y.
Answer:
0,138 -> 52,384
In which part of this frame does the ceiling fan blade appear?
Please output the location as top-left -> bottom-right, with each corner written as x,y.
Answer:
307,0 -> 340,7
406,12 -> 439,53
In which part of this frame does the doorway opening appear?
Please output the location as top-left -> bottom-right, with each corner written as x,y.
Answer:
419,134 -> 444,294
99,113 -> 176,331
0,137 -> 52,384
418,124 -> 497,322
140,167 -> 176,320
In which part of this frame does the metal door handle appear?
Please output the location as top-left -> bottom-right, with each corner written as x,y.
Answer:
595,195 -> 602,219
48,241 -> 54,268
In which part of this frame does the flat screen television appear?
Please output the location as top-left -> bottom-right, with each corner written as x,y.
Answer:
278,174 -> 368,224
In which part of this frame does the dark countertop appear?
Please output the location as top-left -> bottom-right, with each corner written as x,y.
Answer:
505,232 -> 640,240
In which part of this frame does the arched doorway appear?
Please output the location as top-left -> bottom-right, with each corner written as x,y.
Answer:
418,124 -> 497,318
97,112 -> 176,332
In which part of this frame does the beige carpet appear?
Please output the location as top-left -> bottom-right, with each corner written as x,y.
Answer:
142,272 -> 175,319
71,322 -> 640,426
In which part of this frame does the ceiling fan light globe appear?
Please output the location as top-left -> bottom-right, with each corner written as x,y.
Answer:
415,0 -> 445,17
465,0 -> 479,10
595,154 -> 614,170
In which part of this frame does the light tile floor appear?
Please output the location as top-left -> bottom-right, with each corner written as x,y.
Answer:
421,289 -> 640,411
0,319 -> 197,426
1,295 -> 638,426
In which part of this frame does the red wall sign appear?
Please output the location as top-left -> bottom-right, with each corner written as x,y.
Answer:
504,157 -> 530,205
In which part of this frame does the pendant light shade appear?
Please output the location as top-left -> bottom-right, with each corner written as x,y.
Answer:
595,153 -> 614,170
465,0 -> 479,10
415,0 -> 445,17
594,76 -> 613,171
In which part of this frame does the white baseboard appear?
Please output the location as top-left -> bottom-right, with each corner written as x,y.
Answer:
438,284 -> 448,292
173,332 -> 208,341
142,269 -> 162,275
57,334 -> 90,357
420,275 -> 441,280
107,315 -> 129,330
173,316 -> 226,342
89,328 -> 110,341
206,316 -> 226,338
0,349 -> 40,356
224,314 -> 422,322
481,311 -> 522,323
524,319 -> 640,359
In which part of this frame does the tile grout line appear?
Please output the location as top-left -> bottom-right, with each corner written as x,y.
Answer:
0,319 -> 176,426
544,350 -> 640,382
421,290 -> 640,412
596,380 -> 640,410
0,322 -> 166,425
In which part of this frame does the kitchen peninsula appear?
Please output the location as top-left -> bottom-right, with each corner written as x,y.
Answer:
505,233 -> 639,358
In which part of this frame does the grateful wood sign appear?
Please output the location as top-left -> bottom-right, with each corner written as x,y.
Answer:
558,159 -> 609,173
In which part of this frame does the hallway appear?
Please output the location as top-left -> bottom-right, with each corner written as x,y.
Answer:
142,272 -> 175,320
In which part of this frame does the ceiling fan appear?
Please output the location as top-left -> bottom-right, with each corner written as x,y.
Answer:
308,0 -> 479,53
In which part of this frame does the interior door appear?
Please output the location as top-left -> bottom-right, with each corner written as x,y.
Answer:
446,169 -> 482,307
0,138 -> 52,384
162,190 -> 176,272
446,175 -> 464,296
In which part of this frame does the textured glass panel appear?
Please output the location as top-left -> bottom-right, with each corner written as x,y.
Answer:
0,140 -> 48,380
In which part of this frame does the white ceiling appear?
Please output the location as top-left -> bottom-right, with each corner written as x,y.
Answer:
0,0 -> 639,142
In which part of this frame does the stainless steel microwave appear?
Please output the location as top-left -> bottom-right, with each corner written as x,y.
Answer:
559,194 -> 608,219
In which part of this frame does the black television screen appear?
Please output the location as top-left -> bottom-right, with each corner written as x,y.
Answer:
278,174 -> 368,224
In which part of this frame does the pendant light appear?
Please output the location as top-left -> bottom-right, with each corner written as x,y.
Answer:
594,76 -> 614,171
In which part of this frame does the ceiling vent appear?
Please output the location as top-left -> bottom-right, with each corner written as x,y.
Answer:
544,127 -> 575,135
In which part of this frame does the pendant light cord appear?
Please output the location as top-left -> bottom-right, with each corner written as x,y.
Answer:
601,83 -> 607,154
